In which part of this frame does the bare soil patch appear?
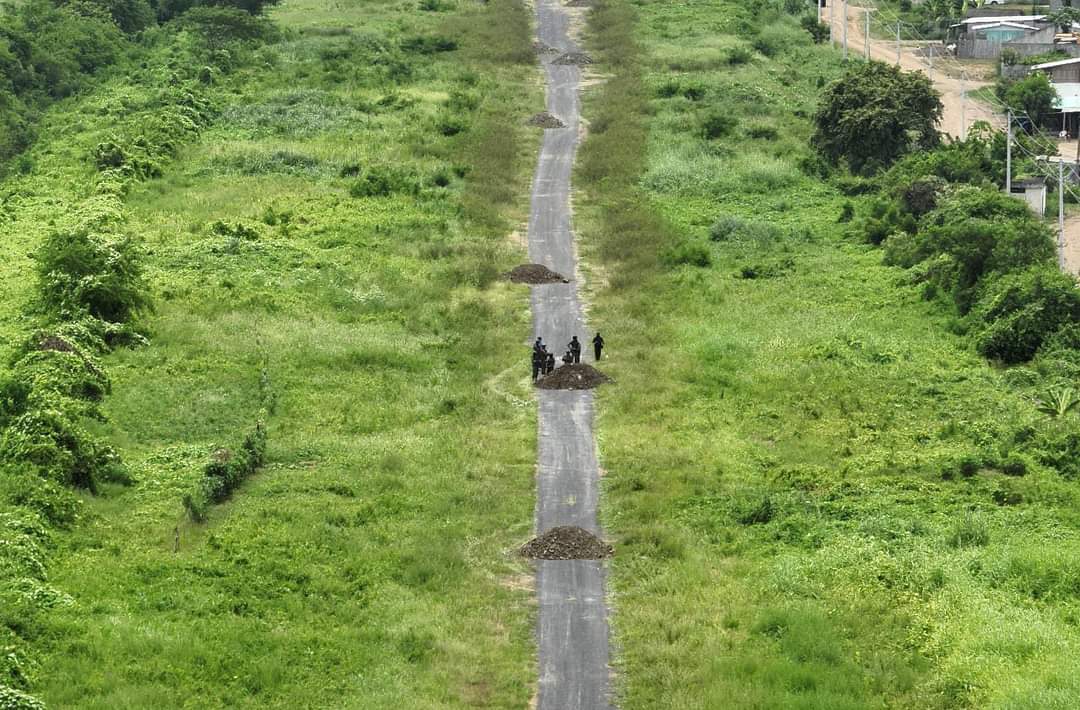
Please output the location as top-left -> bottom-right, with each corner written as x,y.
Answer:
533,41 -> 559,55
521,526 -> 613,560
508,263 -> 569,284
527,111 -> 566,129
536,363 -> 610,390
564,0 -> 593,6
552,52 -> 593,66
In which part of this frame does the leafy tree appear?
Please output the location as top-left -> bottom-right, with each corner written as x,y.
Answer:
1001,73 -> 1058,130
1048,7 -> 1080,32
158,0 -> 282,21
812,61 -> 942,174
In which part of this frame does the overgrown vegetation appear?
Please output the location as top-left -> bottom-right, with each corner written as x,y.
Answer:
1,0 -> 541,706
579,1 -> 1080,707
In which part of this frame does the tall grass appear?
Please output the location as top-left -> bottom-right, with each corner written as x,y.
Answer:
0,0 -> 544,706
579,0 -> 1080,707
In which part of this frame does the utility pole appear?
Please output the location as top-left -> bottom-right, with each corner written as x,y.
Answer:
843,0 -> 848,60
864,9 -> 872,61
960,71 -> 967,140
830,0 -> 835,47
896,21 -> 901,66
1006,109 -> 1013,194
1060,159 -> 1067,272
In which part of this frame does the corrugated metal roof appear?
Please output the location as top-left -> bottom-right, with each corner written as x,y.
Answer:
959,14 -> 1045,24
1034,57 -> 1080,69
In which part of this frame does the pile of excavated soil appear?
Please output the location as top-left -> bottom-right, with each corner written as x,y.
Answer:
533,41 -> 559,55
521,526 -> 613,560
536,363 -> 611,390
508,263 -> 569,284
564,0 -> 593,6
552,52 -> 593,66
526,111 -> 566,129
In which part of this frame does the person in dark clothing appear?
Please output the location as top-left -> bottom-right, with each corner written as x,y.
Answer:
532,349 -> 543,380
534,337 -> 544,354
562,350 -> 574,365
593,332 -> 604,361
568,336 -> 581,364
545,351 -> 556,374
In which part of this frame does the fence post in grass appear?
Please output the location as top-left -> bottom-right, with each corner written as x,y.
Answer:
864,9 -> 871,61
830,0 -> 835,47
842,0 -> 848,60
896,21 -> 901,66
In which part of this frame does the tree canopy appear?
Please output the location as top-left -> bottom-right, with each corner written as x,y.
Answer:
812,61 -> 942,174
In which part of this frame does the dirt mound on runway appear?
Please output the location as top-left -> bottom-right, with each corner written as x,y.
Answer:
521,526 -> 613,560
536,363 -> 610,390
552,52 -> 593,66
533,41 -> 559,55
564,0 -> 593,6
508,263 -> 569,284
527,111 -> 566,129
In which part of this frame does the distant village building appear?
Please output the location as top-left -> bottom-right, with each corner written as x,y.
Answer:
949,15 -> 1062,59
1032,57 -> 1080,135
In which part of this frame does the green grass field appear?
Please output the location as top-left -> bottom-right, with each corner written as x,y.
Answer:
2,0 -> 544,706
578,1 -> 1080,708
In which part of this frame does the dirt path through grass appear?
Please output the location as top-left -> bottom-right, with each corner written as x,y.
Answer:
827,4 -> 1001,138
530,1 -> 613,708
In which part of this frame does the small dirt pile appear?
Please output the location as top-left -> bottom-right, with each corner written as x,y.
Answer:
533,41 -> 559,55
552,52 -> 593,66
521,526 -> 613,560
565,0 -> 593,6
508,263 -> 569,284
536,363 -> 611,390
526,111 -> 566,129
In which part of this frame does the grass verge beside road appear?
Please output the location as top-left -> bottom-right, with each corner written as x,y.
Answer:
3,0 -> 542,706
580,1 -> 1080,708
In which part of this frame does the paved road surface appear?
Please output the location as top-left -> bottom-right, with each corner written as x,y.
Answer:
530,1 -> 613,709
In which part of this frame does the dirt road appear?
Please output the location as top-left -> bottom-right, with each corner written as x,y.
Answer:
826,4 -> 1002,138
530,1 -> 613,709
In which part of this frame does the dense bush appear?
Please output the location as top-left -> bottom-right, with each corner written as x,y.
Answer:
971,267 -> 1080,364
813,61 -> 942,174
183,422 -> 268,521
34,226 -> 149,325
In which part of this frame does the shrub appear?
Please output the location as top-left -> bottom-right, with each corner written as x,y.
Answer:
746,124 -> 779,140
726,45 -> 753,65
0,404 -> 124,492
971,267 -> 1080,364
401,35 -> 458,54
737,494 -> 775,525
184,422 -> 268,521
1034,427 -> 1080,478
34,227 -> 150,325
799,15 -> 829,43
1001,453 -> 1028,477
349,166 -> 417,198
700,112 -> 738,140
664,241 -> 711,268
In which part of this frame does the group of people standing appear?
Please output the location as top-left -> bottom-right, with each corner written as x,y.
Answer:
531,333 -> 604,380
